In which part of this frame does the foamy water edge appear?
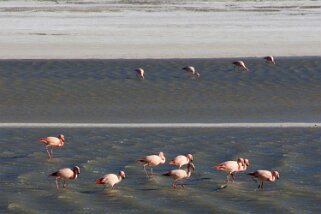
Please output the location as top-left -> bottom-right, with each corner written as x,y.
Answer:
1,123 -> 321,128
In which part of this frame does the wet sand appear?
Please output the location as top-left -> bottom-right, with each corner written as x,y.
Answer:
0,0 -> 320,59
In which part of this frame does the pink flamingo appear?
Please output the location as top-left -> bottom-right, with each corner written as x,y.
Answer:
233,61 -> 249,71
136,151 -> 166,178
239,158 -> 250,172
169,154 -> 193,169
264,56 -> 276,64
38,134 -> 65,159
135,68 -> 144,79
163,162 -> 195,188
248,170 -> 280,189
182,66 -> 200,78
48,166 -> 80,189
96,171 -> 125,189
214,158 -> 248,182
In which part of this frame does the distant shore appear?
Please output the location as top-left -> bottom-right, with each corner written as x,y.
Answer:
0,0 -> 320,59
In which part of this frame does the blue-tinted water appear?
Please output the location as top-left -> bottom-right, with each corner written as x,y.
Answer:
1,58 -> 321,213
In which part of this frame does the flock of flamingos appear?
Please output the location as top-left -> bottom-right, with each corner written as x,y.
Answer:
41,56 -> 279,191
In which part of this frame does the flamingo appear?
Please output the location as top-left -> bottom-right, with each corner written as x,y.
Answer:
136,151 -> 166,178
135,68 -> 144,79
239,158 -> 250,172
169,154 -> 193,169
264,56 -> 276,64
248,170 -> 280,189
233,61 -> 249,71
214,158 -> 247,183
38,134 -> 65,159
182,66 -> 200,78
163,162 -> 195,188
96,171 -> 125,189
48,166 -> 80,189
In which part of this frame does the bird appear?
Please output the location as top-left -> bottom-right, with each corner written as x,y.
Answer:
136,151 -> 166,178
38,134 -> 65,159
247,170 -> 280,189
182,66 -> 200,78
163,162 -> 195,188
239,158 -> 250,172
48,166 -> 80,189
214,158 -> 248,183
169,154 -> 193,169
96,171 -> 126,189
135,68 -> 144,79
232,61 -> 249,71
264,56 -> 276,64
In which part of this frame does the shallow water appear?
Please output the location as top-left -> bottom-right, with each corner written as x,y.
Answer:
1,128 -> 321,213
1,58 -> 321,213
1,57 -> 321,122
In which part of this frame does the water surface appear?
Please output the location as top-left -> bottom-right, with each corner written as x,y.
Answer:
1,58 -> 321,213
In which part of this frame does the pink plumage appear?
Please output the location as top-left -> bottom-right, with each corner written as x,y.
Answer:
248,170 -> 280,189
39,134 -> 65,159
136,151 -> 166,178
49,166 -> 80,189
232,61 -> 249,71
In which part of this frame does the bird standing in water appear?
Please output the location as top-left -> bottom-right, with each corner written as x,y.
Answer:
169,154 -> 193,169
214,158 -> 248,183
135,68 -> 145,79
48,166 -> 80,189
182,66 -> 200,78
232,61 -> 249,71
248,170 -> 280,189
264,56 -> 276,64
136,151 -> 166,178
163,162 -> 195,188
96,171 -> 126,189
38,134 -> 65,159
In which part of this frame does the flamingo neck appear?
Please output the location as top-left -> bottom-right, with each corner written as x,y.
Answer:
59,139 -> 64,146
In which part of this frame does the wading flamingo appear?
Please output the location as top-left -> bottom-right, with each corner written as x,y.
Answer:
214,158 -> 248,183
39,134 -> 65,159
169,154 -> 193,169
135,68 -> 144,79
264,56 -> 276,64
248,170 -> 280,189
96,171 -> 126,189
49,166 -> 80,189
136,151 -> 166,178
182,66 -> 200,78
163,162 -> 195,188
233,61 -> 249,71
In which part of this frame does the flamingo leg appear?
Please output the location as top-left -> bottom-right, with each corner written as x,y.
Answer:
46,146 -> 52,159
55,178 -> 59,189
172,182 -> 177,189
150,168 -> 153,176
226,174 -> 230,183
231,173 -> 236,182
143,165 -> 149,178
261,181 -> 264,189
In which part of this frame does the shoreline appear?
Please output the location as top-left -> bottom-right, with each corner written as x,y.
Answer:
0,0 -> 320,59
1,122 -> 321,128
0,56 -> 319,60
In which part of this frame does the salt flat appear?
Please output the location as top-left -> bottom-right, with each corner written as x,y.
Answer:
0,0 -> 320,59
